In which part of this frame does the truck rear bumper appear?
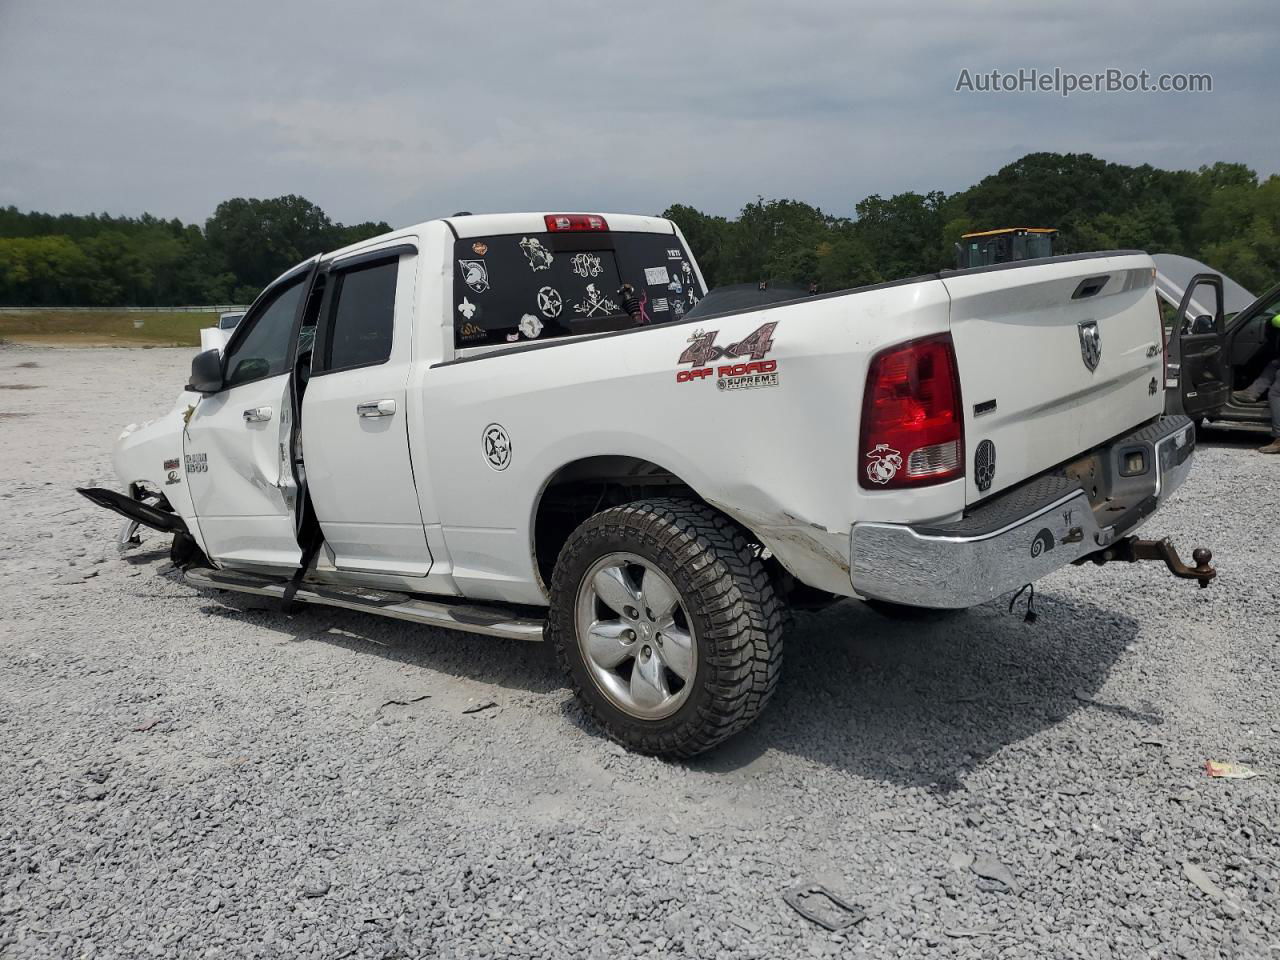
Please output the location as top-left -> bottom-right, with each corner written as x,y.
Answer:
849,415 -> 1195,609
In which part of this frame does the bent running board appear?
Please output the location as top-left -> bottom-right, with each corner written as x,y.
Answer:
76,486 -> 188,533
184,566 -> 546,642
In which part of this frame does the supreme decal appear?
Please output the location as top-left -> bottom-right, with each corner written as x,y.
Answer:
676,359 -> 779,389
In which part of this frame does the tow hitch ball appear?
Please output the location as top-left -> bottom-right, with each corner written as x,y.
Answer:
1081,537 -> 1216,588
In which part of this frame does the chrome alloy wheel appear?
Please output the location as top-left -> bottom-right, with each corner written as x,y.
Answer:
574,552 -> 697,721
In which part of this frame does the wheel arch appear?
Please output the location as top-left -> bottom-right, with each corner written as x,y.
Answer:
530,454 -> 711,595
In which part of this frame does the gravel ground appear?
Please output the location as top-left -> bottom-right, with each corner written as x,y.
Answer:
1,345 -> 1277,960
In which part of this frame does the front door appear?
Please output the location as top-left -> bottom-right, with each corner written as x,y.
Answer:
184,272 -> 310,569
301,246 -> 433,576
1166,273 -> 1229,420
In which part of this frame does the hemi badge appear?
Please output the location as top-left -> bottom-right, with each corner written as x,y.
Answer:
973,399 -> 997,417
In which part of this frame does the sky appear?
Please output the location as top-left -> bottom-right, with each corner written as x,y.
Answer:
1,0 -> 1277,230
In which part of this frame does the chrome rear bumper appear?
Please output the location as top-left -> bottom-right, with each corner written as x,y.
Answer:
849,416 -> 1195,609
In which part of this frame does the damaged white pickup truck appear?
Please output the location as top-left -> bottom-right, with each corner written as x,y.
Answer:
80,212 -> 1216,756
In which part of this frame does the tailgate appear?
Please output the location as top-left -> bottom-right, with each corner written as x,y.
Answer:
943,253 -> 1164,504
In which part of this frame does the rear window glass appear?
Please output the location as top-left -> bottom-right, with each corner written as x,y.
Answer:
451,231 -> 702,348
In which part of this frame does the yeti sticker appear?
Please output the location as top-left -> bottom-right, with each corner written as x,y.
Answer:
865,444 -> 903,485
519,237 -> 554,272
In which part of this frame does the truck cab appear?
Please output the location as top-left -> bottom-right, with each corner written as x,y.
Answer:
144,214 -> 705,597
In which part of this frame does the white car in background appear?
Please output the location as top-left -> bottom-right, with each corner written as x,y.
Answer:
198,311 -> 244,354
80,214 -> 1217,757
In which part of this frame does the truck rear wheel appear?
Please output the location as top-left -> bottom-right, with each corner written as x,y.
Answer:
547,498 -> 783,758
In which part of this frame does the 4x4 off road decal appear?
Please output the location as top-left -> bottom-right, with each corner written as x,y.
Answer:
679,322 -> 776,365
676,322 -> 780,389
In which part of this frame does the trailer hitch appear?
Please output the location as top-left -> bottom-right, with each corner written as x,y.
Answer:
1080,536 -> 1216,588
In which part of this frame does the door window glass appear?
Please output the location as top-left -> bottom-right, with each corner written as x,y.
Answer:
322,258 -> 399,372
224,278 -> 306,387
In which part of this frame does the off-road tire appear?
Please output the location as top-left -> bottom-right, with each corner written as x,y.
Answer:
548,498 -> 783,758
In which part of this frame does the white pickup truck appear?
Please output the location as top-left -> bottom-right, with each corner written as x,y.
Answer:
80,212 -> 1215,757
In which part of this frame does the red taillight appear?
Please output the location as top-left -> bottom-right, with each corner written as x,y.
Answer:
858,334 -> 964,490
544,214 -> 609,233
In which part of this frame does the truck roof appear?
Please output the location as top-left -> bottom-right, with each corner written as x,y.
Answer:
442,212 -> 677,238
324,212 -> 678,265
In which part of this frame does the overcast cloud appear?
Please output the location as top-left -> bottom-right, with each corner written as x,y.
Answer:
0,0 -> 1276,228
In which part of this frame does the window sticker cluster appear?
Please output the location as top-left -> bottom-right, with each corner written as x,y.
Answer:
451,231 -> 703,349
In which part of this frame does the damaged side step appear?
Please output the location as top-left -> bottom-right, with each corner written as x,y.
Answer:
184,567 -> 546,642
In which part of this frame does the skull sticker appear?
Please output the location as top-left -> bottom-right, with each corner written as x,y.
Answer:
536,286 -> 563,318
573,284 -> 619,318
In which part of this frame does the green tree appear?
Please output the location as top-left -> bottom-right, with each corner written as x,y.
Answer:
853,190 -> 948,278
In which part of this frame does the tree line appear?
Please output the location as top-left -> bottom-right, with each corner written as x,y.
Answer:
0,196 -> 389,307
1,152 -> 1277,307
664,153 -> 1279,296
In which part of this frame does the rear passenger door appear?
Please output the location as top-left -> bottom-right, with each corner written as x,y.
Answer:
301,244 -> 433,576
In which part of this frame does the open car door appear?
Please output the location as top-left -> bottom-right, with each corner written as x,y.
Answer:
183,261 -> 318,569
1165,273 -> 1229,421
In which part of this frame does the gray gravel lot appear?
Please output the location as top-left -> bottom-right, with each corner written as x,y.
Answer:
1,345 -> 1278,960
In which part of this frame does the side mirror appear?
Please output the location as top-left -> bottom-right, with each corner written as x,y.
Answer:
188,349 -> 224,394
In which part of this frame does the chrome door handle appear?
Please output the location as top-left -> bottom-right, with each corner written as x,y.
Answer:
357,399 -> 397,418
242,406 -> 273,423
